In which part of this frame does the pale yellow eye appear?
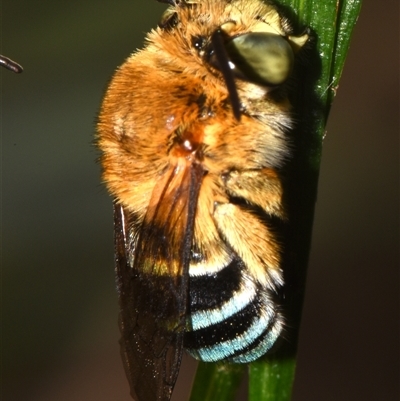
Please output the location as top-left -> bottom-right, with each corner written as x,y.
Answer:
226,32 -> 294,86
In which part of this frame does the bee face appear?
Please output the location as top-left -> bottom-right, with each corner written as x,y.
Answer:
97,1 -> 307,400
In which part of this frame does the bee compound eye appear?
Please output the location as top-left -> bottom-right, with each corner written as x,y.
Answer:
225,32 -> 295,86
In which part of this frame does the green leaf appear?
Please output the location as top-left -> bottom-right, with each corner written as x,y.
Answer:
189,0 -> 362,400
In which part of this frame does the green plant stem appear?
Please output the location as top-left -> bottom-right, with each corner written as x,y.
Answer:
247,1 -> 362,400
248,358 -> 296,401
189,363 -> 246,401
189,1 -> 362,400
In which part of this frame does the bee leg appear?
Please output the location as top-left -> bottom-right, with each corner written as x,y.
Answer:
223,168 -> 286,219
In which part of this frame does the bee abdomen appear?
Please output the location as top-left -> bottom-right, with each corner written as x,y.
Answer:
185,257 -> 283,363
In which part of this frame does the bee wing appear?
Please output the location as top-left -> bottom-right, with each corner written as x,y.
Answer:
114,161 -> 204,401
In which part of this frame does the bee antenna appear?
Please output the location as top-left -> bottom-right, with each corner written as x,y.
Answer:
0,55 -> 23,73
211,30 -> 241,121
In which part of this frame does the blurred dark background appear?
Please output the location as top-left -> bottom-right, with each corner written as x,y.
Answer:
2,0 -> 398,400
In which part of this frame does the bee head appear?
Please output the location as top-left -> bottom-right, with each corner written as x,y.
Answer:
152,0 -> 308,119
156,0 -> 307,84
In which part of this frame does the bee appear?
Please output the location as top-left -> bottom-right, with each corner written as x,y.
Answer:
0,55 -> 23,73
97,1 -> 308,400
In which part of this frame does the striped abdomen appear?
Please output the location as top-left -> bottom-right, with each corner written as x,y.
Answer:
184,256 -> 283,363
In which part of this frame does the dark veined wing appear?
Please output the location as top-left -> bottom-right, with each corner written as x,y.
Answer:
114,160 -> 204,401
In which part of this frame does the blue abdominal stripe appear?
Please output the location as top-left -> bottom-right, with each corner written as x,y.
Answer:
189,274 -> 257,330
185,257 -> 283,362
